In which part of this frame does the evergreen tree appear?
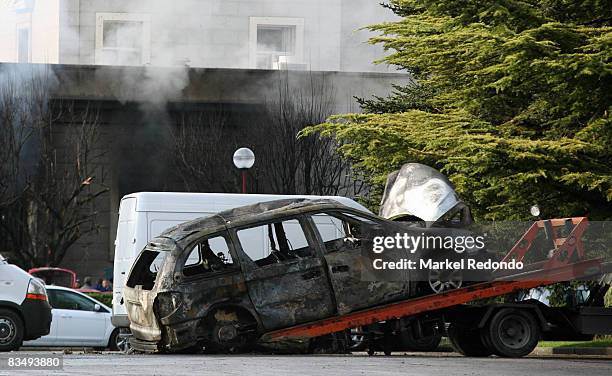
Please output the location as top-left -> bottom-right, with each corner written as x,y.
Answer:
306,0 -> 612,220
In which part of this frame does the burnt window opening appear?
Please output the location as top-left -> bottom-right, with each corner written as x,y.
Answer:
183,235 -> 235,277
237,219 -> 313,267
312,212 -> 377,254
126,250 -> 167,290
436,203 -> 473,228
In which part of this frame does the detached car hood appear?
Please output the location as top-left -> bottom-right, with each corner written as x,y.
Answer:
379,163 -> 461,222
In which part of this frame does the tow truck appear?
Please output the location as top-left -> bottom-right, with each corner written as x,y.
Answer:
262,216 -> 612,357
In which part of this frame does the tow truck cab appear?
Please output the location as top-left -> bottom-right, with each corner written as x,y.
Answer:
0,254 -> 52,351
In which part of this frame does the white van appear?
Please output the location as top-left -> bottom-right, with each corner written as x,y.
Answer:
111,192 -> 370,327
0,254 -> 52,351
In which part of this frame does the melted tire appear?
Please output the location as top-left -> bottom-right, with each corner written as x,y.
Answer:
204,310 -> 257,354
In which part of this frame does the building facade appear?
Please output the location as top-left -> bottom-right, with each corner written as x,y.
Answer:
0,0 -> 408,278
0,0 -> 398,72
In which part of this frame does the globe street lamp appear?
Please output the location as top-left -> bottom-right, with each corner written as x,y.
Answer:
233,147 -> 255,194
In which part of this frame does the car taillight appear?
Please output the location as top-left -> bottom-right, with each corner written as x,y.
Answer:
26,278 -> 48,301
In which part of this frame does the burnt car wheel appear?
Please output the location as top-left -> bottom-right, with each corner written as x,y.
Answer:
204,309 -> 257,354
349,327 -> 367,351
207,321 -> 247,353
428,268 -> 463,294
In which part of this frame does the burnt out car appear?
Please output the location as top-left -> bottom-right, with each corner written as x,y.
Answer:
124,199 -> 489,353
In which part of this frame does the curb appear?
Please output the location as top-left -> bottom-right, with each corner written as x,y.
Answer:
531,347 -> 612,356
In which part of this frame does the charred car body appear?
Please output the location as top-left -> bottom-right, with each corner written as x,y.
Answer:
124,193 -> 490,353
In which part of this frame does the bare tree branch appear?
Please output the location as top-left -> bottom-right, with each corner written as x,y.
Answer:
0,65 -> 108,268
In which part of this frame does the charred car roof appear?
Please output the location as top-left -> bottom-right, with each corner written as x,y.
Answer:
149,199 -> 373,247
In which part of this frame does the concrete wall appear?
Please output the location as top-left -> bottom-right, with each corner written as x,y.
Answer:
2,0 -> 399,72
68,0 -> 345,70
340,0 -> 399,72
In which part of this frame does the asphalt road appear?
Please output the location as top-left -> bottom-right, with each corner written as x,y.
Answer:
1,351 -> 611,376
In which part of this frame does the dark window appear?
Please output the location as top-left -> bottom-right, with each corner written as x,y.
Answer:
48,290 -> 96,311
126,250 -> 167,290
237,219 -> 313,266
312,212 -> 376,254
183,235 -> 235,277
341,212 -> 378,239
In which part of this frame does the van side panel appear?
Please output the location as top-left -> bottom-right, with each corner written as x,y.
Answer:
0,264 -> 32,305
112,209 -> 213,319
112,198 -> 138,316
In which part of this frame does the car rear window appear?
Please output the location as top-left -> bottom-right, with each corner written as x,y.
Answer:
126,250 -> 167,290
182,235 -> 236,277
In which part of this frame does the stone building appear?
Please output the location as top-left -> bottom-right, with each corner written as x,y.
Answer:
0,0 -> 397,72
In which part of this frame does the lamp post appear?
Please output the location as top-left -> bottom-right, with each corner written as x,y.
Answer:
233,147 -> 255,194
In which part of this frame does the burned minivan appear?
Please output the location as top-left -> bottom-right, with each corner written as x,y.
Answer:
124,198 -> 490,353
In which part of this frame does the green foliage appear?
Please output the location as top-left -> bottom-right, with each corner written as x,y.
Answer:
538,339 -> 612,347
307,0 -> 612,220
86,292 -> 113,308
355,83 -> 438,114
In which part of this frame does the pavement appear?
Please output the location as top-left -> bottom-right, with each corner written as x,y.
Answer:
1,351 -> 611,376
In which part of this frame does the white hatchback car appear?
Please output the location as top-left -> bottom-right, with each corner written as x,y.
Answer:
23,286 -> 119,350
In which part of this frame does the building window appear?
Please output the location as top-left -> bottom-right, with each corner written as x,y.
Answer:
17,26 -> 31,63
249,17 -> 304,70
95,13 -> 151,66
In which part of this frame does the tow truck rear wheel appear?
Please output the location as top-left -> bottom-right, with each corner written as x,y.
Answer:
484,308 -> 540,358
447,324 -> 492,357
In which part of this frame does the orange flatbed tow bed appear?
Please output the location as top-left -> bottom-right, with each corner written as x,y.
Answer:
264,217 -> 611,348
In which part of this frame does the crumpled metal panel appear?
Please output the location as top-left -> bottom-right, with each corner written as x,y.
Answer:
380,163 -> 461,222
323,245 -> 411,315
244,257 -> 336,330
